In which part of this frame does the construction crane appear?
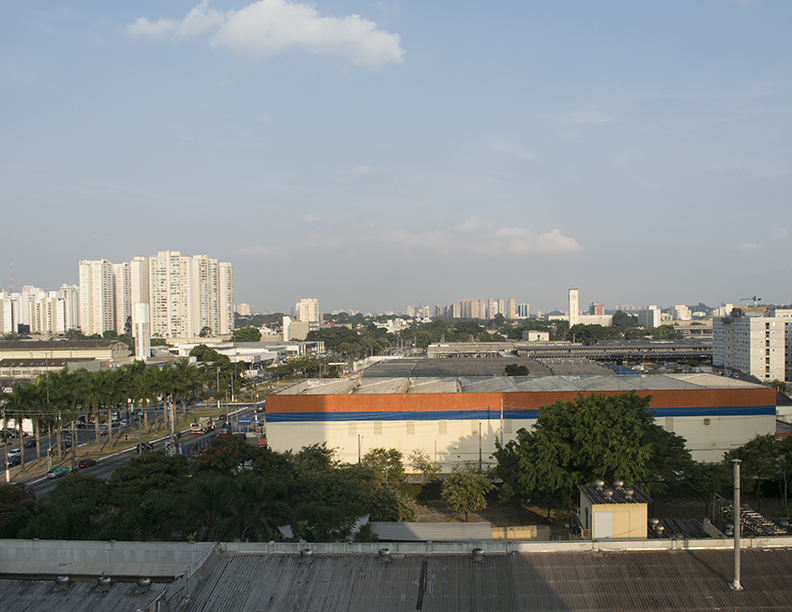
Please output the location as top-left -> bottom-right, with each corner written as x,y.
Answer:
741,296 -> 762,308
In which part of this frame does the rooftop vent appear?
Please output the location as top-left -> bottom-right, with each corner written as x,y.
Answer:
649,518 -> 660,528
96,576 -> 112,593
613,480 -> 624,488
595,480 -> 605,490
136,577 -> 151,593
299,548 -> 313,564
654,525 -> 665,537
472,548 -> 485,563
624,487 -> 634,499
603,490 -> 613,499
54,576 -> 69,591
378,548 -> 391,563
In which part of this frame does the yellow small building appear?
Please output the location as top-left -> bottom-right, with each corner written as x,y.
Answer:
579,481 -> 651,540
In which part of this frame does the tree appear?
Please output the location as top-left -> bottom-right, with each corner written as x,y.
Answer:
361,448 -> 405,489
724,434 -> 781,512
232,327 -> 262,342
408,449 -> 439,482
504,364 -> 528,376
193,434 -> 255,476
684,461 -> 731,515
494,392 -> 690,514
441,464 -> 493,521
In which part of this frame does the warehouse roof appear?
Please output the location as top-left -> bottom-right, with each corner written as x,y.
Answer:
274,373 -> 765,396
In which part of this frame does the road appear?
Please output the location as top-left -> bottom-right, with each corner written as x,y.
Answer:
4,404 -> 262,498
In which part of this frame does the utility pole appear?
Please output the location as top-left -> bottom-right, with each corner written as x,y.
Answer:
731,459 -> 743,591
3,408 -> 8,483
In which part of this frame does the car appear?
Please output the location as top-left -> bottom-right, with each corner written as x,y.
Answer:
137,442 -> 153,453
6,455 -> 20,467
46,467 -> 70,479
77,458 -> 97,469
23,439 -> 36,448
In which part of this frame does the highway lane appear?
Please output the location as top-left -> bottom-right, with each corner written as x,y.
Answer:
16,404 -> 260,498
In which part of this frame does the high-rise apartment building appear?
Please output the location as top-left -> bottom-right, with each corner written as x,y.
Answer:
713,308 -> 786,382
517,303 -> 530,318
80,252 -> 233,338
506,298 -> 516,320
79,259 -> 115,336
295,298 -> 320,323
637,306 -> 661,328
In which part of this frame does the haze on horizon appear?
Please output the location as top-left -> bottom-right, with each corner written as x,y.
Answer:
2,1 -> 791,314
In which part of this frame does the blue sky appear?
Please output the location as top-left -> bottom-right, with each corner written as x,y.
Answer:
2,1 -> 791,314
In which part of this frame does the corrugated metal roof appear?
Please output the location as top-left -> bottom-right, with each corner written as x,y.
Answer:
370,522 -> 494,542
274,373 -> 765,396
0,579 -> 169,612
580,484 -> 652,505
185,549 -> 792,611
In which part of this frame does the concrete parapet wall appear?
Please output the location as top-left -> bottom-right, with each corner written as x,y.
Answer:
222,536 -> 792,555
0,540 -> 216,579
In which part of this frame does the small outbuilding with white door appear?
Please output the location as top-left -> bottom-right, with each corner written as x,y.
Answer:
579,481 -> 651,540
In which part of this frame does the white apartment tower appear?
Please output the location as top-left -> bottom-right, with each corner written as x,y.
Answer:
568,289 -> 580,326
295,298 -> 320,323
713,309 -> 786,382
79,259 -> 115,335
134,302 -> 151,361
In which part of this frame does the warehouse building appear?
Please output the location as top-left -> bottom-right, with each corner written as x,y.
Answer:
266,373 -> 776,466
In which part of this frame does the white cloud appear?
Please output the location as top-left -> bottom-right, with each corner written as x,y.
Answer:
455,217 -> 492,232
736,242 -> 762,253
235,244 -> 281,257
771,228 -> 789,239
306,221 -> 581,258
352,165 -> 372,174
487,140 -> 539,160
126,0 -> 404,68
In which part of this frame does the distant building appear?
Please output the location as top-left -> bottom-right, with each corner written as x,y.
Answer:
672,305 -> 692,321
237,303 -> 251,316
637,306 -> 661,328
517,303 -> 530,318
589,302 -> 604,316
713,307 -> 786,382
134,303 -> 151,361
522,330 -> 550,342
506,298 -> 516,320
295,298 -> 319,323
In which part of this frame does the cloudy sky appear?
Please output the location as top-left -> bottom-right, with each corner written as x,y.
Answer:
2,1 -> 791,314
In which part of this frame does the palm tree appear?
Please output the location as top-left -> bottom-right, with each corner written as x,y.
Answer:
129,361 -> 159,431
77,369 -> 109,449
173,358 -> 201,422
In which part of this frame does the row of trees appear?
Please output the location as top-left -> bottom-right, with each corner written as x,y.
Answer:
0,440 -> 426,541
0,357 -> 225,467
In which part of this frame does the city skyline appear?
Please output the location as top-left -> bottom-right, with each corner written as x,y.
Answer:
3,2 -> 792,313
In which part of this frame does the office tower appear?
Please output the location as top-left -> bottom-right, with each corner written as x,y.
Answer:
237,303 -> 251,316
637,306 -> 661,328
517,303 -> 530,318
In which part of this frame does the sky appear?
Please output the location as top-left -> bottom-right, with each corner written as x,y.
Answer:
2,1 -> 792,315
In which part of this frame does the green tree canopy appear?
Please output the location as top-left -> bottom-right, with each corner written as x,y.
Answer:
232,326 -> 262,342
494,392 -> 691,513
441,464 -> 493,521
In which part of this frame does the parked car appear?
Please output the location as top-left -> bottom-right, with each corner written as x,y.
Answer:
77,458 -> 97,469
